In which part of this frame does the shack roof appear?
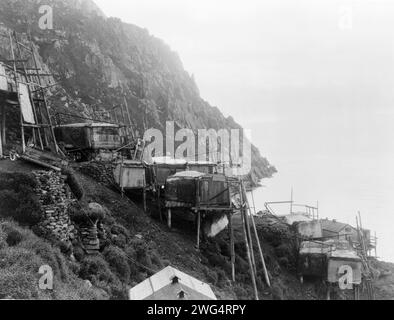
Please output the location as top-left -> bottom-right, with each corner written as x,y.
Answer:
129,266 -> 217,300
300,239 -> 361,260
152,157 -> 187,165
173,171 -> 206,178
188,161 -> 217,167
169,171 -> 227,181
116,160 -> 145,167
320,219 -> 355,234
56,122 -> 120,128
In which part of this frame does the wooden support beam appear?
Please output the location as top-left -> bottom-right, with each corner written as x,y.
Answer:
240,181 -> 257,277
228,213 -> 235,282
167,208 -> 172,229
239,182 -> 259,300
143,187 -> 147,213
0,107 -> 3,158
123,96 -> 135,140
20,155 -> 61,171
243,185 -> 271,287
326,284 -> 331,300
196,210 -> 201,250
0,104 -> 5,157
158,186 -> 163,222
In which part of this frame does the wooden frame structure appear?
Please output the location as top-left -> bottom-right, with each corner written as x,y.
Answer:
0,30 -> 59,157
163,173 -> 270,299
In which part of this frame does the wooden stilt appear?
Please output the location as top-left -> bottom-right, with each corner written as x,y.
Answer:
119,157 -> 124,198
30,41 -> 59,154
240,203 -> 259,300
228,213 -> 236,282
158,186 -> 163,222
0,106 -> 3,158
8,32 -> 25,153
167,208 -> 172,229
326,284 -> 331,300
143,187 -> 147,213
242,183 -> 271,287
123,96 -> 135,140
196,210 -> 201,249
240,181 -> 257,276
1,104 -> 5,146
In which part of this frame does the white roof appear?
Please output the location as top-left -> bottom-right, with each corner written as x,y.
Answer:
57,122 -> 119,128
172,171 -> 206,178
188,161 -> 216,166
129,266 -> 217,300
152,157 -> 187,165
300,240 -> 361,260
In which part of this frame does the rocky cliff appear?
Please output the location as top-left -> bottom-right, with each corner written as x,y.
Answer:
0,0 -> 276,182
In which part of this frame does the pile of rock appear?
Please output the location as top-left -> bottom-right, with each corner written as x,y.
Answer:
78,203 -> 108,254
80,223 -> 100,254
33,170 -> 76,243
77,161 -> 116,187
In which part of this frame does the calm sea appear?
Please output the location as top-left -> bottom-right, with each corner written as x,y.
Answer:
247,154 -> 394,263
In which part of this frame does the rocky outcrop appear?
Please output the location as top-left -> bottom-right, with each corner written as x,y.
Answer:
0,0 -> 277,183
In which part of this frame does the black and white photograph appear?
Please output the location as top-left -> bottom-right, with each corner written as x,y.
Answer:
0,0 -> 393,305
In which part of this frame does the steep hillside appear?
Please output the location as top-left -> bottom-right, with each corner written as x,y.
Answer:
1,159 -> 393,300
0,160 -> 316,300
0,0 -> 276,183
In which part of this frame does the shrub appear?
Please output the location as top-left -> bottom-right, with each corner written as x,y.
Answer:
111,224 -> 130,238
0,190 -> 19,216
275,244 -> 292,258
150,251 -> 164,269
0,224 -> 7,250
68,204 -> 90,226
0,183 -> 42,227
234,283 -> 250,300
14,191 -> 42,226
103,246 -> 130,283
203,266 -> 218,285
73,245 -> 85,262
0,172 -> 37,193
127,239 -> 153,271
6,229 -> 24,246
79,255 -> 117,285
62,168 -> 84,200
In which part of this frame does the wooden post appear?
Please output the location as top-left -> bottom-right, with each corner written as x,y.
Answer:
0,106 -> 3,158
354,285 -> 360,300
196,210 -> 201,250
1,103 -> 5,150
15,38 -> 43,151
123,96 -> 135,140
240,181 -> 257,276
228,212 -> 235,282
240,200 -> 259,300
158,185 -> 163,222
167,208 -> 172,229
241,183 -> 271,287
143,187 -> 147,213
30,41 -> 59,154
326,284 -> 331,300
8,32 -> 25,153
119,157 -> 124,198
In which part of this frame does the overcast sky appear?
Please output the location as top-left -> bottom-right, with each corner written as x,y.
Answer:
93,0 -> 394,262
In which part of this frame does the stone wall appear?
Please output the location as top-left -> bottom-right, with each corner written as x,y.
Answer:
33,171 -> 76,244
